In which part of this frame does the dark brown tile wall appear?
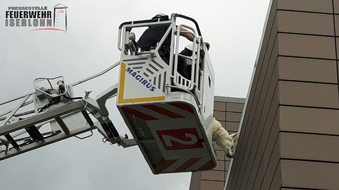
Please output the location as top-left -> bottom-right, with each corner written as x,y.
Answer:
281,160 -> 339,189
280,132 -> 339,162
224,0 -> 339,190
280,106 -> 339,135
278,0 -> 333,13
278,57 -> 337,83
277,11 -> 334,35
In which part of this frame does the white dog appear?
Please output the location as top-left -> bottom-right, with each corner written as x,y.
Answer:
210,118 -> 238,158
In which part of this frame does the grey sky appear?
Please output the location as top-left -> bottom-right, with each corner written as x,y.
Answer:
0,0 -> 270,189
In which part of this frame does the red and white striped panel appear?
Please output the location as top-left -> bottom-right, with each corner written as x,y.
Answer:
119,102 -> 216,174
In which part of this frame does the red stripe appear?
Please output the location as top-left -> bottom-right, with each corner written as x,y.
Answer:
121,107 -> 157,120
175,158 -> 201,172
30,28 -> 66,32
198,159 -> 215,170
154,160 -> 176,173
143,105 -> 184,118
170,102 -> 194,113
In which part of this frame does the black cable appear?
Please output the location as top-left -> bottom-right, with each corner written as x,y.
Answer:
62,92 -> 82,100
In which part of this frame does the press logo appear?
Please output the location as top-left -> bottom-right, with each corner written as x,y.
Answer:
5,4 -> 68,32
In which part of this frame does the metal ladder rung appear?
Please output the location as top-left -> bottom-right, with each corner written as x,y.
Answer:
4,134 -> 20,150
25,125 -> 44,142
81,110 -> 94,126
55,117 -> 70,135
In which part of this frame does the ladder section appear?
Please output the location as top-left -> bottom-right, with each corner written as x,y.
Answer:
0,95 -> 95,161
0,62 -> 137,161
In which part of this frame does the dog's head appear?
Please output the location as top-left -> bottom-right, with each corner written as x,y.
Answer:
216,132 -> 238,158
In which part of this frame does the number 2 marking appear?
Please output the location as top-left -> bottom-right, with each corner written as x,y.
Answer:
157,128 -> 203,150
162,133 -> 198,147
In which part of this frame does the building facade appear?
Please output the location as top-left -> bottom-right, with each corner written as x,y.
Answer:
191,0 -> 339,189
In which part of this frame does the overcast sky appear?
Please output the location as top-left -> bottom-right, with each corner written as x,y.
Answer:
0,0 -> 270,189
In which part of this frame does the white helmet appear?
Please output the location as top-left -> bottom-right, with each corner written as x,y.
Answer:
185,43 -> 194,51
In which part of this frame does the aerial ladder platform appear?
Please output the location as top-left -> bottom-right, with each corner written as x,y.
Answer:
0,13 -> 216,174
